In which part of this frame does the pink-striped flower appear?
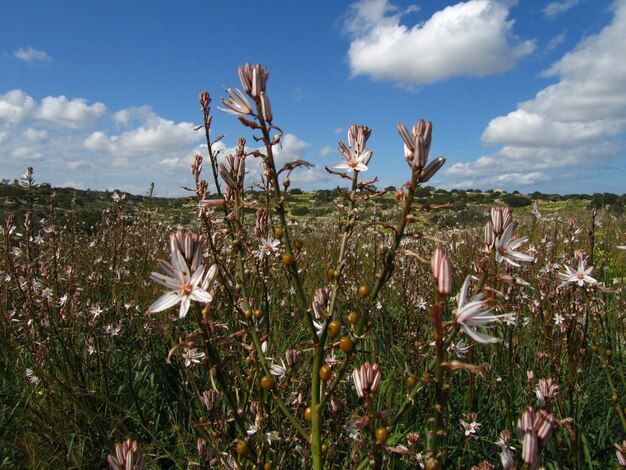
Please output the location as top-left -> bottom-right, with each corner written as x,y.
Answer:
495,222 -> 534,267
149,248 -> 216,319
455,275 -> 515,344
219,87 -> 253,116
557,259 -> 596,289
352,362 -> 382,399
332,124 -> 372,173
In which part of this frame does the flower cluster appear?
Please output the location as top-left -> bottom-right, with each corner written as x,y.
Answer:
517,407 -> 557,469
352,362 -> 382,400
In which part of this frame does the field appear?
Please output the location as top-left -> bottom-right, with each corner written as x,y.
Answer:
1,65 -> 626,470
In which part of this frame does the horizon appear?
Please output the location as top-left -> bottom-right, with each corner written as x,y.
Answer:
1,0 -> 625,197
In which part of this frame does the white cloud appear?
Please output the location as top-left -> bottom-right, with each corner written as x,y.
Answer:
12,147 -> 44,160
14,46 -> 53,64
345,0 -> 535,85
36,95 -> 107,128
319,145 -> 335,157
0,90 -> 37,123
445,0 -> 626,189
0,90 -> 106,128
0,90 -> 205,194
546,31 -> 567,52
66,160 -> 89,170
544,0 -> 580,18
84,116 -> 199,156
23,128 -> 48,142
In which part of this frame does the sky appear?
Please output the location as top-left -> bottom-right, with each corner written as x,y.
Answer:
1,0 -> 625,196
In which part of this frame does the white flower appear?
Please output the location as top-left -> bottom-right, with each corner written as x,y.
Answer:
495,223 -> 534,267
269,359 -> 287,379
182,348 -> 205,368
449,340 -> 471,359
148,248 -> 215,319
257,236 -> 280,258
331,151 -> 369,173
219,87 -> 253,116
455,276 -> 515,344
557,259 -> 597,289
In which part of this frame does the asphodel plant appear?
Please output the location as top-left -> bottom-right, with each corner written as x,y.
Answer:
145,64 -> 537,469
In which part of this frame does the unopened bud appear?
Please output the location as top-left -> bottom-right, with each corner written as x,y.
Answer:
260,92 -> 273,123
437,255 -> 451,296
431,247 -> 444,279
420,156 -> 445,182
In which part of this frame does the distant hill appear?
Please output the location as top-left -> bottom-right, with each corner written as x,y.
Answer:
1,180 -> 623,232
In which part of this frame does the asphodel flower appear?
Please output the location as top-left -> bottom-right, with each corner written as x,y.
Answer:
557,258 -> 596,289
219,87 -> 253,116
517,407 -> 557,469
495,222 -> 534,267
149,246 -> 216,319
331,124 -> 372,173
455,275 -> 515,344
107,439 -> 146,470
352,362 -> 382,399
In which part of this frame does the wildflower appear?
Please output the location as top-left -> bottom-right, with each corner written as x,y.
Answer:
615,440 -> 626,467
352,362 -> 382,399
285,349 -> 301,368
219,87 -> 253,116
553,313 -> 565,326
332,124 -> 372,173
497,430 -> 515,470
200,389 -> 221,413
312,319 -> 324,337
431,248 -> 451,296
269,359 -> 287,379
517,407 -> 557,470
25,368 -> 39,385
107,438 -> 146,470
460,413 -> 481,436
449,340 -> 471,359
415,296 -> 427,310
535,378 -> 560,408
455,275 -> 515,344
312,286 -> 332,319
495,222 -> 534,267
557,259 -> 597,289
256,236 -> 280,258
237,63 -> 269,98
148,248 -> 215,319
182,348 -> 205,368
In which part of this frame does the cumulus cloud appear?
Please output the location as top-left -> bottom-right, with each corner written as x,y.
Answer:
0,90 -> 205,194
444,0 -> 626,189
14,46 -> 53,64
0,90 -> 37,123
36,95 -> 107,128
84,116 -> 198,157
344,0 -> 535,85
0,90 -> 106,128
544,0 -> 580,18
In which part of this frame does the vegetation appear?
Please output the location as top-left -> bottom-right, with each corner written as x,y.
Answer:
1,65 -> 625,470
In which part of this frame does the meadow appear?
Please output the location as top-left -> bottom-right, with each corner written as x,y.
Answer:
1,64 -> 625,469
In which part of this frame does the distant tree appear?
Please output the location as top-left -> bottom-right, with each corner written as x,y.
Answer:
289,188 -> 303,195
501,194 -> 532,207
384,185 -> 396,192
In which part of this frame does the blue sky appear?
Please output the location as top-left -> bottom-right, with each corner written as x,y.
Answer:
1,0 -> 624,196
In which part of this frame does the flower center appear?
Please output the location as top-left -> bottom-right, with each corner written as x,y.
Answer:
179,282 -> 193,296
